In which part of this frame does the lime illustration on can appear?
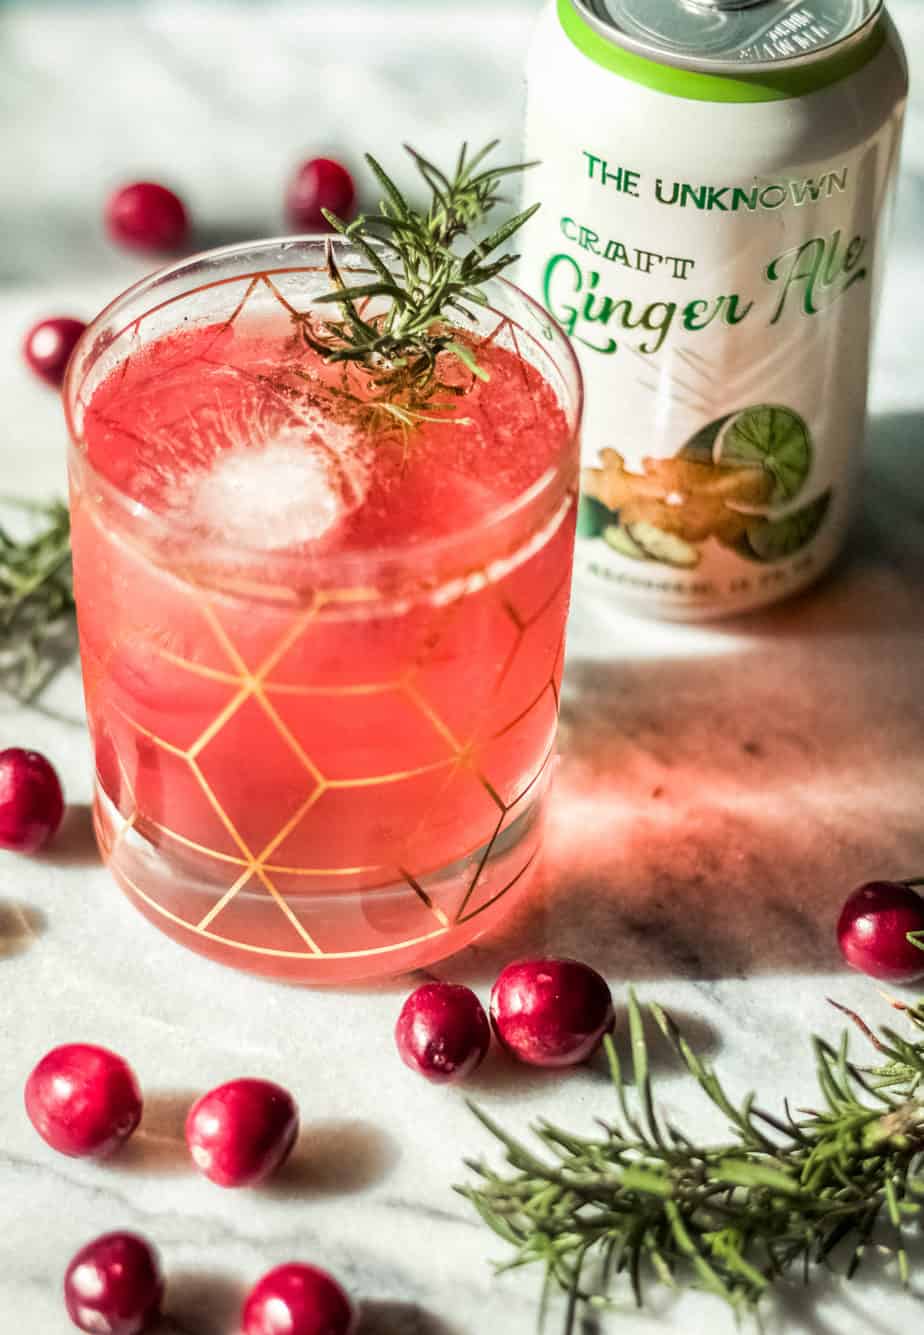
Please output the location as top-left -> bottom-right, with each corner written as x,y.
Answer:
523,0 -> 908,619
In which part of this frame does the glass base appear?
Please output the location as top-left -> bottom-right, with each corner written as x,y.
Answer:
93,768 -> 548,984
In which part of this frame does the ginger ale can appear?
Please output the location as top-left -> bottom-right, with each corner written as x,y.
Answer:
523,0 -> 908,619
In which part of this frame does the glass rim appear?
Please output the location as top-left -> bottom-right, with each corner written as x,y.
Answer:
63,234 -> 583,585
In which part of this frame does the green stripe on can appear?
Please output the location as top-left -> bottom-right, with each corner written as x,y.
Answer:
556,0 -> 887,103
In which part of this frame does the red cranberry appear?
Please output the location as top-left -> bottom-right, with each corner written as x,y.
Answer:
490,958 -> 614,1068
25,1043 -> 142,1158
286,157 -> 356,231
22,318 -> 86,388
185,1078 -> 298,1188
105,181 -> 189,252
64,1232 -> 163,1335
242,1263 -> 356,1335
395,982 -> 491,1084
837,881 -> 924,983
0,748 -> 64,852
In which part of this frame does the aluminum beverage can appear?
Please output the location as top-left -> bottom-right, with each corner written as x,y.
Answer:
522,0 -> 908,620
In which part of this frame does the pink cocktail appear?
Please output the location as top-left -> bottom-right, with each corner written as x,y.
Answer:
65,237 -> 581,982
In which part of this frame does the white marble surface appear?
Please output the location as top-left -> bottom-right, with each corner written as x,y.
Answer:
2,2 -> 924,1333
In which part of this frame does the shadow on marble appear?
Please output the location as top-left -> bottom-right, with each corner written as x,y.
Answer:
156,1268 -> 247,1335
601,1004 -> 720,1073
460,1007 -> 720,1097
0,899 -> 45,958
462,1040 -> 573,1097
868,408 -> 924,474
262,1117 -> 399,1198
763,1238 -> 924,1335
452,801 -> 842,986
36,801 -> 99,868
451,456 -> 924,986
110,1102 -> 399,1193
519,1269 -> 916,1335
0,630 -> 80,726
113,1090 -> 197,1175
485,1225 -> 923,1335
357,1300 -> 463,1335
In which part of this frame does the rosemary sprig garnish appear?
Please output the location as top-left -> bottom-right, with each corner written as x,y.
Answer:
301,140 -> 538,407
0,146 -> 539,683
459,990 -> 924,1330
0,497 -> 75,702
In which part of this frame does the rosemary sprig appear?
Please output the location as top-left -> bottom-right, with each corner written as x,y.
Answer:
459,990 -> 924,1330
0,497 -> 76,702
0,147 -> 537,682
302,140 -> 538,404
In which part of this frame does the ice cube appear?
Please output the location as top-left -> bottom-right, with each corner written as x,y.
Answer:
167,419 -> 368,550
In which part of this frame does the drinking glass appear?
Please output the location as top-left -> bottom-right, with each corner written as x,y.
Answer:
65,237 -> 582,983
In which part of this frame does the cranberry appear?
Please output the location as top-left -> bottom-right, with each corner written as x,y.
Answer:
22,318 -> 86,388
837,881 -> 924,983
286,157 -> 356,231
242,1263 -> 356,1335
105,181 -> 189,252
490,958 -> 614,1068
395,982 -> 491,1084
64,1232 -> 163,1335
0,748 -> 64,852
185,1078 -> 298,1187
25,1043 -> 142,1158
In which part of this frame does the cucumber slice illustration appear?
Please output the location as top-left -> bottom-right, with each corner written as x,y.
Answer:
603,524 -> 651,561
625,522 -> 701,568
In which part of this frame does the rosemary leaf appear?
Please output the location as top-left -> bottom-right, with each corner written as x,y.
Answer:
443,341 -> 490,382
460,995 -> 924,1332
311,140 -> 537,406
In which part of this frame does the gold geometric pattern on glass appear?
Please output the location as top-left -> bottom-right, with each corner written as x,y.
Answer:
103,573 -> 566,961
88,271 -> 571,962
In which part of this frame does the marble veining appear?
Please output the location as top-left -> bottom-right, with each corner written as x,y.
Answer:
1,2 -> 924,1332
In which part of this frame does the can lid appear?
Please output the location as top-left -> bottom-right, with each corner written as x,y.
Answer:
572,0 -> 883,72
